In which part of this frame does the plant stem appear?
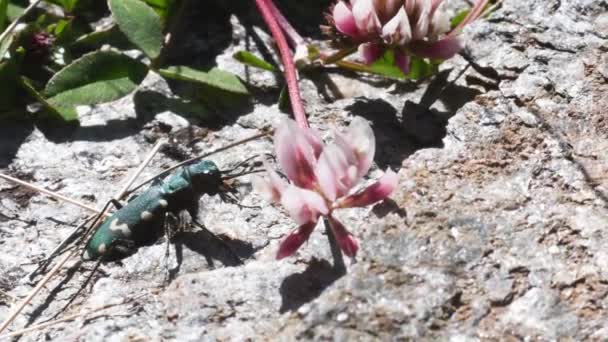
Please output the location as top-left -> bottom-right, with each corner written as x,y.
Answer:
320,46 -> 358,65
324,217 -> 346,274
254,0 -> 308,128
266,0 -> 304,47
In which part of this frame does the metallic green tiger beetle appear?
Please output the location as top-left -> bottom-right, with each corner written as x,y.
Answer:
0,131 -> 270,335
10,131 -> 270,278
83,160 -> 224,261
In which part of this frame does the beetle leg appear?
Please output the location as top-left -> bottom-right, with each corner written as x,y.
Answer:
110,199 -> 123,210
107,239 -> 136,260
162,212 -> 184,282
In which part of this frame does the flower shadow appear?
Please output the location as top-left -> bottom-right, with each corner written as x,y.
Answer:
279,257 -> 345,313
345,98 -> 416,171
346,68 -> 482,170
278,220 -> 347,313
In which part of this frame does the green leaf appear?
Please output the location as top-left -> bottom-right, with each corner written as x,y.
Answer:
20,76 -> 77,120
233,51 -> 276,72
48,80 -> 135,110
450,2 -> 493,28
50,19 -> 74,45
159,66 -> 249,95
7,2 -> 25,21
368,50 -> 407,80
144,0 -> 171,7
72,25 -> 133,51
0,58 -> 19,112
42,50 -> 148,120
0,23 -> 14,59
109,0 -> 163,60
450,9 -> 469,28
367,50 -> 436,80
143,0 -> 175,21
408,57 -> 437,79
0,0 -> 7,31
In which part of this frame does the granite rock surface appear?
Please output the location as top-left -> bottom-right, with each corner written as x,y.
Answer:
0,0 -> 607,340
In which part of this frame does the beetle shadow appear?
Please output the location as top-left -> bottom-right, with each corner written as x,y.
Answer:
22,261 -> 92,330
347,68 -> 482,170
168,230 -> 256,280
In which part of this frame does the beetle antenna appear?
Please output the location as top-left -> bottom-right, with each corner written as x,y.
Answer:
126,130 -> 271,197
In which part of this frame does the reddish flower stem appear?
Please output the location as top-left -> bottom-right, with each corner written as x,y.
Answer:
267,0 -> 304,47
254,0 -> 309,128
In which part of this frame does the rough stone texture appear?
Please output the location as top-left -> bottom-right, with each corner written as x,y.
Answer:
1,0 -> 607,340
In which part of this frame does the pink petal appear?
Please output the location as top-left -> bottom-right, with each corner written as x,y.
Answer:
352,0 -> 381,36
394,49 -> 410,74
337,168 -> 398,208
280,185 -> 328,226
358,43 -> 384,64
302,127 -> 324,159
316,118 -> 377,201
410,36 -> 463,60
373,0 -> 402,22
430,0 -> 445,14
328,216 -> 359,257
333,1 -> 362,39
251,161 -> 288,203
381,7 -> 411,45
335,117 -> 376,180
274,119 -> 318,189
428,3 -> 451,38
316,143 -> 352,201
276,222 -> 317,259
404,0 -> 415,16
411,0 -> 431,40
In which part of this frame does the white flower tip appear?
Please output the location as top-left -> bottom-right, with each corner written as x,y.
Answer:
381,7 -> 411,45
281,186 -> 328,226
352,0 -> 381,35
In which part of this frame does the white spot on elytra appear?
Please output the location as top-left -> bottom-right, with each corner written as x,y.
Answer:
98,243 -> 107,254
83,250 -> 91,260
159,199 -> 168,208
109,218 -> 131,236
140,211 -> 154,221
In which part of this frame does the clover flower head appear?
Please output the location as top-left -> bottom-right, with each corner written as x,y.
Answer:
330,0 -> 488,73
254,117 -> 398,259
